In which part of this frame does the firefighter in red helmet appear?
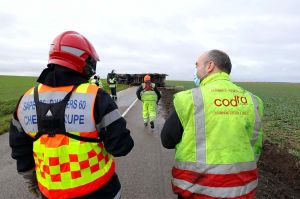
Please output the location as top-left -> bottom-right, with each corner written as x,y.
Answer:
9,31 -> 134,199
48,31 -> 99,77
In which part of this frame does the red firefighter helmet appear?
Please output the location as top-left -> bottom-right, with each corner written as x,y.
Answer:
48,31 -> 99,77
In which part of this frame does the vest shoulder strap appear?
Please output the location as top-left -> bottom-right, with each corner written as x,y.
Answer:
33,84 -> 102,143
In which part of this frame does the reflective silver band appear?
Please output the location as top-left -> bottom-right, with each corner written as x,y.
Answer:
12,117 -> 23,132
61,46 -> 85,57
172,178 -> 257,198
174,160 -> 257,174
97,109 -> 122,129
192,88 -> 206,163
113,189 -> 121,199
250,95 -> 261,147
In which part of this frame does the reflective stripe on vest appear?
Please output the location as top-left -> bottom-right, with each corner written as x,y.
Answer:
17,83 -> 115,199
173,86 -> 262,198
141,83 -> 157,101
173,178 -> 257,199
174,161 -> 257,174
250,95 -> 262,162
109,78 -> 116,88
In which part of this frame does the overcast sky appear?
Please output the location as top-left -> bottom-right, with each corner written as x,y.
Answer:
0,0 -> 299,82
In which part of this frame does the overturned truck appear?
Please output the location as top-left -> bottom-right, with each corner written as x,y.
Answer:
107,73 -> 167,87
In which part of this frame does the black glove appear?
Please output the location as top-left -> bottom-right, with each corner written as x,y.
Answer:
19,170 -> 41,198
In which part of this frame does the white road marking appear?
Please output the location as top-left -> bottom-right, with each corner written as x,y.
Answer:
122,98 -> 138,117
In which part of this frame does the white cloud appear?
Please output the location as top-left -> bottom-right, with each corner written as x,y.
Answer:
0,0 -> 299,82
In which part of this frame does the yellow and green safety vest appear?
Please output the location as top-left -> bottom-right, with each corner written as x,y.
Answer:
109,78 -> 116,88
141,83 -> 157,102
90,79 -> 103,88
172,72 -> 263,199
17,83 -> 115,199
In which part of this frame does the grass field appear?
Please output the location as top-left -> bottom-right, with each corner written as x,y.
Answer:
166,80 -> 300,158
237,82 -> 300,157
165,80 -> 194,89
0,75 -> 128,135
1,76 -> 299,158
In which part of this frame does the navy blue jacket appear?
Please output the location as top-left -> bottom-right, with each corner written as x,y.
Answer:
9,65 -> 134,199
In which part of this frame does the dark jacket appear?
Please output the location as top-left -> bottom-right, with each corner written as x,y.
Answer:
160,108 -> 183,149
9,65 -> 134,199
136,82 -> 161,103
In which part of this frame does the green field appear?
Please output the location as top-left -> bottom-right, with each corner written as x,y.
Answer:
0,75 -> 128,134
1,77 -> 299,158
166,80 -> 300,158
165,80 -> 194,89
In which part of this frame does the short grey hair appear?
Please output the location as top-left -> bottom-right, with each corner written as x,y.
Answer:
206,50 -> 232,74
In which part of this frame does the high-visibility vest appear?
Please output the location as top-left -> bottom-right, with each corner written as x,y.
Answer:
172,72 -> 263,199
90,79 -> 103,88
141,83 -> 157,101
109,78 -> 116,88
17,83 -> 115,199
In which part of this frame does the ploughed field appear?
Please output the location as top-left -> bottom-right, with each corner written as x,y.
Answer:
160,81 -> 300,199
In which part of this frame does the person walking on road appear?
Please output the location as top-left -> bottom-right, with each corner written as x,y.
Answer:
9,31 -> 134,199
136,74 -> 161,129
161,50 -> 264,199
90,74 -> 103,88
108,70 -> 117,101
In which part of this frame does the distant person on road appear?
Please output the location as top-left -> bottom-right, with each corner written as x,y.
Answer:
108,70 -> 118,101
90,74 -> 103,88
161,50 -> 264,199
136,74 -> 161,129
9,31 -> 134,199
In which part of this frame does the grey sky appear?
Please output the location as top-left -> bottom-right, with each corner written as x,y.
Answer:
0,0 -> 299,82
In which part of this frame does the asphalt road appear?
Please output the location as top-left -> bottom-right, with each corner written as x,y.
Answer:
0,87 -> 176,199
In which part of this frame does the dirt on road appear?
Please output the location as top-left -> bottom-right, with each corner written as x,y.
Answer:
158,87 -> 300,199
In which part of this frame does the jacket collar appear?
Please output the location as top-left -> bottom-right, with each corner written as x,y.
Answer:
37,65 -> 89,87
200,72 -> 230,86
